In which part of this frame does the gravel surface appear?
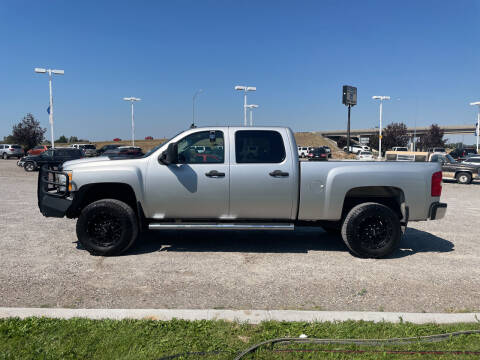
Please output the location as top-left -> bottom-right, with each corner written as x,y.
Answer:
0,160 -> 479,312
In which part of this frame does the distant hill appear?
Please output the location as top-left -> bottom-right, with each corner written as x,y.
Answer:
76,131 -> 355,158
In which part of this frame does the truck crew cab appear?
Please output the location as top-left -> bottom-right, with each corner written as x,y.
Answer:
38,127 -> 447,258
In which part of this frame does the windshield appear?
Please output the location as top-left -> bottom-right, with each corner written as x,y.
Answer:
82,145 -> 96,149
445,154 -> 455,163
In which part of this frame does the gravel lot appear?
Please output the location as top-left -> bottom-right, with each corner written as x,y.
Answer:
0,160 -> 479,312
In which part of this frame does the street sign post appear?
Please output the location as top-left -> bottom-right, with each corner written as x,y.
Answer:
342,85 -> 357,152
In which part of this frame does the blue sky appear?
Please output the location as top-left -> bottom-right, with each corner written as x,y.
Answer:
1,0 -> 479,143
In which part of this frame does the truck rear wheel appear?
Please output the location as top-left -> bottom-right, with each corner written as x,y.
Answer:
456,172 -> 471,184
341,202 -> 400,258
76,199 -> 138,256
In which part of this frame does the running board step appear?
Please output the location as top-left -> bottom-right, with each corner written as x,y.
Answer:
148,223 -> 295,231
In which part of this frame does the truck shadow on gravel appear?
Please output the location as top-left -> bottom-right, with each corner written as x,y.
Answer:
124,227 -> 453,258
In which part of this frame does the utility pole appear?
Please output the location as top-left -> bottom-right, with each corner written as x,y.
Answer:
192,89 -> 203,128
34,68 -> 64,148
470,102 -> 480,152
123,97 -> 141,146
372,96 -> 390,158
235,85 -> 256,126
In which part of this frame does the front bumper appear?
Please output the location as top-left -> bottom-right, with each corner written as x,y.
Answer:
37,165 -> 73,218
429,202 -> 447,220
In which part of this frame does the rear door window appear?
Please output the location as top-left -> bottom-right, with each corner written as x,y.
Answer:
235,130 -> 286,163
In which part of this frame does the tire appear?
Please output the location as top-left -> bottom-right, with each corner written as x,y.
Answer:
76,199 -> 138,256
24,162 -> 36,172
2,153 -> 7,160
456,172 -> 471,184
341,202 -> 401,258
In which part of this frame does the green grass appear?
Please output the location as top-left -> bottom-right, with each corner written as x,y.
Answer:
1,318 -> 480,359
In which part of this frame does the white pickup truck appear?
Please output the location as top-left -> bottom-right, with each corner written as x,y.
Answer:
38,126 -> 447,258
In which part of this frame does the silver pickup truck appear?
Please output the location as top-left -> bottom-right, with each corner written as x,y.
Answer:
38,126 -> 447,258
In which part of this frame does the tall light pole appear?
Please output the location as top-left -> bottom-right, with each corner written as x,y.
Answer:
246,104 -> 259,126
235,85 -> 256,126
470,101 -> 480,152
192,89 -> 203,128
34,67 -> 64,148
123,97 -> 141,146
372,96 -> 390,158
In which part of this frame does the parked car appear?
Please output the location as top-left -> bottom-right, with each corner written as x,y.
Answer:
307,147 -> 328,161
22,147 -> 84,172
449,147 -> 477,162
103,146 -> 143,158
297,146 -> 313,158
461,156 -> 480,166
38,126 -> 446,259
392,147 -> 408,151
145,136 -> 153,140
97,144 -> 122,156
356,151 -> 374,160
27,145 -> 50,156
0,144 -> 24,159
429,153 -> 480,184
113,138 -> 122,142
70,144 -> 97,157
343,144 -> 370,154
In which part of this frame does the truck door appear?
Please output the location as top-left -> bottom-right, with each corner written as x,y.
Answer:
145,130 -> 229,219
228,129 -> 296,220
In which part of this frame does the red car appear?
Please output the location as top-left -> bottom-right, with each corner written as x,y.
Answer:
27,145 -> 50,156
193,153 -> 220,163
113,138 -> 122,142
145,136 -> 153,140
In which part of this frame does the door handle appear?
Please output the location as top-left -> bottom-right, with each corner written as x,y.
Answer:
269,170 -> 289,177
205,170 -> 225,178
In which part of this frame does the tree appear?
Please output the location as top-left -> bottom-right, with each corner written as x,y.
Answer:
11,113 -> 46,151
336,136 -> 348,149
69,136 -> 78,143
367,133 -> 380,151
416,124 -> 447,151
56,135 -> 68,143
382,122 -> 409,150
2,135 -> 16,144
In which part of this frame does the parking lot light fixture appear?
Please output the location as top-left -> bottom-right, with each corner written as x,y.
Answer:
123,97 -> 141,146
235,85 -> 256,126
34,67 -> 64,148
372,96 -> 390,158
469,101 -> 480,152
246,104 -> 259,126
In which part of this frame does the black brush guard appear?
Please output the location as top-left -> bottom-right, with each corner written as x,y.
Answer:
37,164 -> 73,217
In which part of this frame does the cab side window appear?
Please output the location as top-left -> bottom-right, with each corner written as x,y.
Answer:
177,131 -> 224,164
235,130 -> 286,163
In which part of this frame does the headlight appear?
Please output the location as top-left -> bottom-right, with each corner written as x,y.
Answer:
58,170 -> 72,192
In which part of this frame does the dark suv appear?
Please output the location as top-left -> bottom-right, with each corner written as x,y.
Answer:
21,148 -> 84,172
449,148 -> 477,162
307,147 -> 328,161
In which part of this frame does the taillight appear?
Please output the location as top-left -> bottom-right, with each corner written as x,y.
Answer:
431,171 -> 442,197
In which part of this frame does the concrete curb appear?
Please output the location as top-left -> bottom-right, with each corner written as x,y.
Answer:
0,308 -> 479,324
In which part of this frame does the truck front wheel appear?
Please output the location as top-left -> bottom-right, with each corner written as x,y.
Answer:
341,202 -> 400,258
76,199 -> 138,256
